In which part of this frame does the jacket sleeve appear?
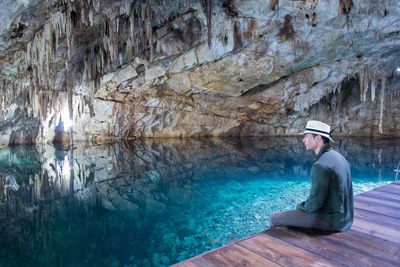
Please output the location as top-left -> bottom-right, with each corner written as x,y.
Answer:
297,164 -> 331,213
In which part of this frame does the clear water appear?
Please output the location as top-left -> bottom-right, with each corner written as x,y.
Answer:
0,137 -> 398,267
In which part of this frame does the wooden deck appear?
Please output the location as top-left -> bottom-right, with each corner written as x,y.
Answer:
172,181 -> 400,266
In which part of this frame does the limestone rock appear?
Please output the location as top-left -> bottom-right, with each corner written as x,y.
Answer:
0,0 -> 400,146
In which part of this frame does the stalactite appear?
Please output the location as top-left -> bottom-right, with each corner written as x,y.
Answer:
52,91 -> 59,117
66,10 -> 73,60
80,95 -> 85,117
358,68 -> 384,103
359,69 -> 365,101
67,70 -> 74,146
344,0 -> 352,13
16,0 -> 162,142
42,92 -> 49,121
79,4 -> 84,26
145,3 -> 153,60
371,73 -> 377,102
107,19 -> 118,63
0,80 -> 5,113
359,68 -> 369,102
30,86 -> 35,114
336,81 -> 341,95
129,4 -> 135,37
122,0 -> 131,16
93,0 -> 101,12
25,10 -> 70,106
126,38 -> 134,60
206,0 -> 212,49
338,0 -> 344,15
269,0 -> 279,11
379,76 -> 386,134
339,0 -> 352,15
89,8 -> 94,26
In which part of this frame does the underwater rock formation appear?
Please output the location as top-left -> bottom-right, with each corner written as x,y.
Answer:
0,0 -> 400,146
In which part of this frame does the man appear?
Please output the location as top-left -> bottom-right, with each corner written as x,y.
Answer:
269,120 -> 353,232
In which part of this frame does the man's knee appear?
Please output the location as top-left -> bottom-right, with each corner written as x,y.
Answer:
269,210 -> 300,228
269,213 -> 280,228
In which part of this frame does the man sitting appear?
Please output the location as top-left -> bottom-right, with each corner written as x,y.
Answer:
269,120 -> 354,232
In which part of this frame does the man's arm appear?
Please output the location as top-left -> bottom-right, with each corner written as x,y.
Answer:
297,164 -> 331,213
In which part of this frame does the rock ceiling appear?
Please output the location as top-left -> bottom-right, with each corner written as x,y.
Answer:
0,0 -> 399,146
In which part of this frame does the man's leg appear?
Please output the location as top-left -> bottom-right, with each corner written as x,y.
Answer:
269,210 -> 331,230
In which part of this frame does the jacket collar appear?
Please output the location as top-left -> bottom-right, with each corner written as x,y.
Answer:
314,144 -> 331,162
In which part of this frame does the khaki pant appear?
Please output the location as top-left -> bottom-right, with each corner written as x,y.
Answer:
269,210 -> 333,231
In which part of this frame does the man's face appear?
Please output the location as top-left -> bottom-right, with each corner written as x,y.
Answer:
303,133 -> 319,151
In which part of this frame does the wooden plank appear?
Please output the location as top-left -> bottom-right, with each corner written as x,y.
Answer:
172,257 -> 218,267
324,229 -> 400,260
267,227 -> 399,267
387,182 -> 400,187
352,214 -> 400,244
376,182 -> 400,190
359,189 -> 400,202
354,199 -> 400,219
355,209 -> 400,227
203,244 -> 281,267
351,225 -> 400,245
238,233 -> 339,267
356,188 -> 400,199
355,194 -> 399,209
382,182 -> 400,187
372,185 -> 400,195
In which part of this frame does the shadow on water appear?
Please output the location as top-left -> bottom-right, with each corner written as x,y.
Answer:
0,137 -> 399,266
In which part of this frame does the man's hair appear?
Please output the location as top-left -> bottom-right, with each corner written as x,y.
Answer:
312,134 -> 330,144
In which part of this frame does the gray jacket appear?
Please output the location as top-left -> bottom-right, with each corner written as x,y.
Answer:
297,144 -> 354,231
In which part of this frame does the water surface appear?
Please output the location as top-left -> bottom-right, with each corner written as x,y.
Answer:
0,137 -> 398,266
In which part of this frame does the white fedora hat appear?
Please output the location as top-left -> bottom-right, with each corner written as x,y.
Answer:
303,120 -> 334,142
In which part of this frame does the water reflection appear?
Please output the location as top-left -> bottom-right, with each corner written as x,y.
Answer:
0,137 -> 398,266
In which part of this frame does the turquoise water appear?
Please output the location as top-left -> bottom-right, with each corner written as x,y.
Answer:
0,137 -> 398,266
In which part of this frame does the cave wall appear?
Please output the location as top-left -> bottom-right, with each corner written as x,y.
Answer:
0,0 -> 400,146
